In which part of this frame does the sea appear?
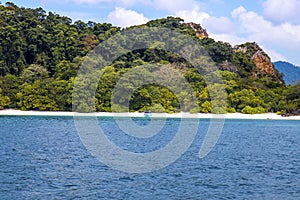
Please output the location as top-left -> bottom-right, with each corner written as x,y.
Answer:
0,116 -> 299,199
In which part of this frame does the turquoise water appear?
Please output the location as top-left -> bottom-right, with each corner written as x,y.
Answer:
0,117 -> 299,199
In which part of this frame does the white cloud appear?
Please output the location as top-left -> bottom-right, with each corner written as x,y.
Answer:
175,9 -> 209,24
70,0 -> 109,3
210,0 -> 224,4
58,11 -> 97,22
232,6 -> 300,50
229,6 -> 300,63
152,0 -> 201,13
202,16 -> 235,34
263,0 -> 300,25
67,0 -> 200,11
209,33 -> 246,45
231,6 -> 246,18
263,47 -> 287,62
232,7 -> 271,34
51,0 -> 148,6
107,7 -> 149,27
40,0 -> 112,5
118,0 -> 151,7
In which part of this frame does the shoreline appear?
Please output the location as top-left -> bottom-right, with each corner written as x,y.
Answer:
0,109 -> 300,120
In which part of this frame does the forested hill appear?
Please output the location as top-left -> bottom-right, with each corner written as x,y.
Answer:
0,2 -> 299,115
273,61 -> 300,85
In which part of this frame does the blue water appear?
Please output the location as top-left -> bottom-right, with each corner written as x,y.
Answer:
0,117 -> 299,199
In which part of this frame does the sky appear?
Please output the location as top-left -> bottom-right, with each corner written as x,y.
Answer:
6,0 -> 300,66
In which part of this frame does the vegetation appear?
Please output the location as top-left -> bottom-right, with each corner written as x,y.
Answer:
0,2 -> 299,115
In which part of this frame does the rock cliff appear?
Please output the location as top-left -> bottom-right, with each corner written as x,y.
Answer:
185,22 -> 209,40
234,42 -> 276,76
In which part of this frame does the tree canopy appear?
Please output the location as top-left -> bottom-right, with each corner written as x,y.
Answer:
0,3 -> 299,115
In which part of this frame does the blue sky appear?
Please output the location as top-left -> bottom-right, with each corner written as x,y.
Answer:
6,0 -> 300,66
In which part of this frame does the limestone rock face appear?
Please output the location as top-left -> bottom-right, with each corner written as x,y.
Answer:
251,51 -> 276,75
185,22 -> 209,40
234,42 -> 276,76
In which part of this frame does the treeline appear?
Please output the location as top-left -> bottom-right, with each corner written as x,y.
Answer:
0,2 -> 299,114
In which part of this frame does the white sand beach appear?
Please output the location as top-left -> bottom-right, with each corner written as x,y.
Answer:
0,109 -> 299,120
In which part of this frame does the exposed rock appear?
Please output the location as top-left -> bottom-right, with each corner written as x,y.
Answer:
185,22 -> 208,40
234,46 -> 247,54
252,51 -> 276,75
234,42 -> 276,76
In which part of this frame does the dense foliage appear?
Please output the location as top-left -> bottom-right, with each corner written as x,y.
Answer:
0,3 -> 299,115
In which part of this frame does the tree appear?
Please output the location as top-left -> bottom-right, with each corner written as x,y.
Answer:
17,80 -> 59,111
229,89 -> 265,112
241,106 -> 266,114
205,41 -> 233,63
0,86 -> 10,109
150,104 -> 165,113
200,101 -> 212,113
20,64 -> 49,83
0,4 -> 296,114
1,74 -> 20,107
284,83 -> 300,114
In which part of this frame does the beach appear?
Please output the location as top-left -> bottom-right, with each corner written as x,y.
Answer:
0,109 -> 299,120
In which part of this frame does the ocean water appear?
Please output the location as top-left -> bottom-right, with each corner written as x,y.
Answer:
0,116 -> 299,199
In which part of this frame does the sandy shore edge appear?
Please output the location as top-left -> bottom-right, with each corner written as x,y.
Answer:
0,109 -> 299,120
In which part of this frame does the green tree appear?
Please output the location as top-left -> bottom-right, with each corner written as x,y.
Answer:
241,106 -> 266,114
200,100 -> 212,113
20,64 -> 49,83
229,89 -> 265,112
150,103 -> 165,113
0,87 -> 10,109
17,80 -> 59,111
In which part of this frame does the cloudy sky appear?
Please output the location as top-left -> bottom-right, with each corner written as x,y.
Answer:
7,0 -> 300,66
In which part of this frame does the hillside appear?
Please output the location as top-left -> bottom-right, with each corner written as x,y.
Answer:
273,61 -> 300,85
0,2 -> 299,115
